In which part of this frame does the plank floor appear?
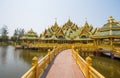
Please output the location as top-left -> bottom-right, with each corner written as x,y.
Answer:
43,49 -> 85,78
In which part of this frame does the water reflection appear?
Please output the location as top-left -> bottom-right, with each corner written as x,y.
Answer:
80,52 -> 120,78
0,46 -> 8,64
0,45 -> 47,78
92,56 -> 120,78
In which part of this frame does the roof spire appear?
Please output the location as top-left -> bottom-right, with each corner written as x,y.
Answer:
54,17 -> 58,26
84,18 -> 89,27
108,16 -> 114,23
54,18 -> 58,27
85,17 -> 88,23
55,17 -> 57,22
30,28 -> 33,32
68,16 -> 70,20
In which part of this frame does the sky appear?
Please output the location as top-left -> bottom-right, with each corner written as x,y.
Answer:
0,0 -> 120,36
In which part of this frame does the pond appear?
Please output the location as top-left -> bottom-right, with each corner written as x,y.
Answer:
0,45 -> 47,78
92,56 -> 120,78
80,52 -> 120,78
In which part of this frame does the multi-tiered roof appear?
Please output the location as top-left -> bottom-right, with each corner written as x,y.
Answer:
93,16 -> 120,39
40,19 -> 97,40
21,28 -> 38,40
40,21 -> 65,40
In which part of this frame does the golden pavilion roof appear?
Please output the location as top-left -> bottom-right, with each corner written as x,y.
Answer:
21,28 -> 38,40
39,19 -> 97,40
74,21 -> 97,40
93,16 -> 120,39
40,21 -> 66,40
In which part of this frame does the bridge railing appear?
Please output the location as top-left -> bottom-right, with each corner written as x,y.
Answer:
72,48 -> 105,78
21,46 -> 66,78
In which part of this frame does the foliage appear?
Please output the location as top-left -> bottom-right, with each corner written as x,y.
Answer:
11,28 -> 25,42
0,25 -> 8,42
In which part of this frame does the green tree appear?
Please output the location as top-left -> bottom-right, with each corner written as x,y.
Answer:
18,28 -> 25,38
12,28 -> 25,42
0,25 -> 8,43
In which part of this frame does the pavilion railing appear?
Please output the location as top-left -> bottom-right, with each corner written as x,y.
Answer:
21,46 -> 67,78
72,47 -> 105,78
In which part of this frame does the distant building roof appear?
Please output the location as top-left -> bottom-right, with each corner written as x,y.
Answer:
21,28 -> 38,40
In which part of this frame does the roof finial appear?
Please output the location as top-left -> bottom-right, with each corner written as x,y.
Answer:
84,18 -> 89,27
69,16 -> 70,20
85,17 -> 88,23
108,16 -> 114,23
109,16 -> 113,19
55,17 -> 57,22
54,17 -> 58,26
68,16 -> 71,22
30,28 -> 33,31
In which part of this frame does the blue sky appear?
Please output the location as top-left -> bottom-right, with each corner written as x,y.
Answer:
0,0 -> 120,36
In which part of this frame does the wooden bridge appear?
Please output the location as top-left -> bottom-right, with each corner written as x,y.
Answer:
21,46 -> 105,78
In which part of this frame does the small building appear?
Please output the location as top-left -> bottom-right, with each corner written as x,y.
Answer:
20,28 -> 38,44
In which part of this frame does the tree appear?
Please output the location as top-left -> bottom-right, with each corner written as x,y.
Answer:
0,25 -> 8,42
12,28 -> 25,42
18,28 -> 25,38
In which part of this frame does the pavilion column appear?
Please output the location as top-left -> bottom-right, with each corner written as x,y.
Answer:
87,40 -> 88,44
96,39 -> 99,46
110,38 -> 114,59
100,39 -> 102,45
95,39 -> 100,56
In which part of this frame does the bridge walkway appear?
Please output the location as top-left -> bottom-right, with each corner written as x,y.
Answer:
41,49 -> 85,78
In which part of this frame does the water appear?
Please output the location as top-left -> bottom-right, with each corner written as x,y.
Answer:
80,52 -> 120,78
92,56 -> 120,78
1,46 -> 120,78
0,45 -> 47,78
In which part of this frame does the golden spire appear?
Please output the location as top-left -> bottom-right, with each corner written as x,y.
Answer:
30,28 -> 33,31
108,16 -> 114,23
29,28 -> 33,33
54,17 -> 58,26
85,18 -> 88,22
67,16 -> 71,23
68,16 -> 70,21
55,17 -> 57,23
84,18 -> 89,27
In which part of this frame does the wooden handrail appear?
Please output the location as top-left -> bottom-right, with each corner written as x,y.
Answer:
72,48 -> 105,78
21,66 -> 36,78
21,46 -> 67,78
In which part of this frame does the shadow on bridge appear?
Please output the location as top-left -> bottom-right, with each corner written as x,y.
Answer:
40,53 -> 58,78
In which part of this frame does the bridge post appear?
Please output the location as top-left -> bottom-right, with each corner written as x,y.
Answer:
85,56 -> 92,78
72,46 -> 74,53
53,46 -> 56,55
76,49 -> 78,64
32,57 -> 38,78
48,49 -> 51,63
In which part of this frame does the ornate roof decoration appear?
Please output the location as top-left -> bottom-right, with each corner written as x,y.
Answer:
40,21 -> 66,40
78,21 -> 96,37
39,19 -> 98,40
93,16 -> 120,38
21,28 -> 38,40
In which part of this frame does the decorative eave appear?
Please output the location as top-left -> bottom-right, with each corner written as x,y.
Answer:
92,35 -> 120,39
